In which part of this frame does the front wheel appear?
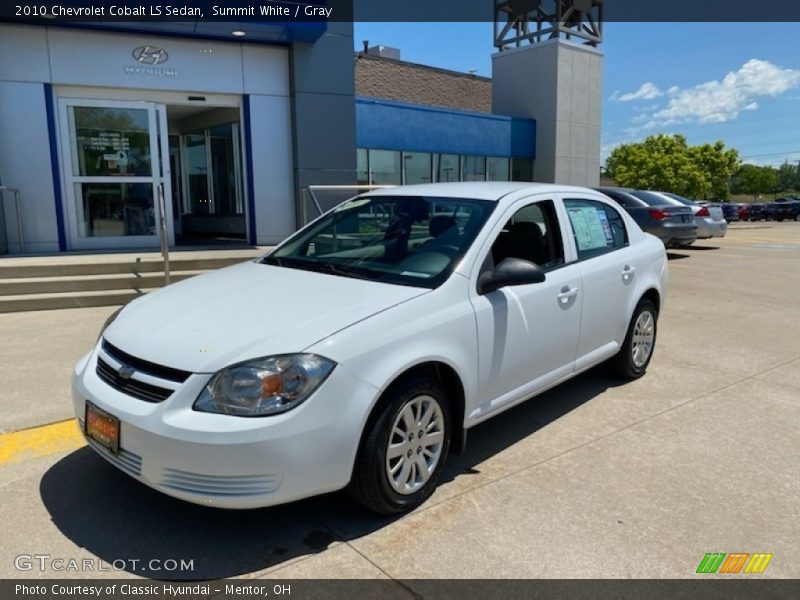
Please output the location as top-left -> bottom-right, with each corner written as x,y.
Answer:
611,298 -> 658,379
349,377 -> 451,514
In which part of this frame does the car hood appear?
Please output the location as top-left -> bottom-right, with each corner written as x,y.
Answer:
103,261 -> 429,373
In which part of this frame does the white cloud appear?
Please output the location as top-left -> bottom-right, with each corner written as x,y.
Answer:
641,59 -> 800,129
743,152 -> 800,167
612,82 -> 663,102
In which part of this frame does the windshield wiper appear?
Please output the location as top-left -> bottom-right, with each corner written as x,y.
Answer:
317,262 -> 376,281
261,255 -> 375,281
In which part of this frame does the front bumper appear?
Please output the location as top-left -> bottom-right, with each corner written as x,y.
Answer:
72,343 -> 379,509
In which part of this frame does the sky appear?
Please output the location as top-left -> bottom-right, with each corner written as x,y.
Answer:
353,22 -> 800,167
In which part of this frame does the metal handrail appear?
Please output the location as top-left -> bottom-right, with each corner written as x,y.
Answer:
157,183 -> 170,285
0,186 -> 23,254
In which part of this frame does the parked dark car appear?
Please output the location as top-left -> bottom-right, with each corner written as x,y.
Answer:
595,187 -> 698,248
721,203 -> 741,222
738,204 -> 751,221
766,197 -> 800,221
746,203 -> 768,221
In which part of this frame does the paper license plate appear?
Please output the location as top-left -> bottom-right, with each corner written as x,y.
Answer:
85,401 -> 120,455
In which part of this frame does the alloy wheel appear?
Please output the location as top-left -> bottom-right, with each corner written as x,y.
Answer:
631,310 -> 655,368
385,395 -> 445,495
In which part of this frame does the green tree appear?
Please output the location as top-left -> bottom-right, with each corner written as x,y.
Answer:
689,141 -> 740,200
777,162 -> 798,192
605,134 -> 740,199
730,164 -> 778,197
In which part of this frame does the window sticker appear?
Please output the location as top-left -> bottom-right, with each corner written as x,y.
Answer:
596,209 -> 614,243
568,207 -> 610,252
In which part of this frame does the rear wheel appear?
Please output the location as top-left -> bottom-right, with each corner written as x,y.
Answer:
611,298 -> 658,379
349,377 -> 451,515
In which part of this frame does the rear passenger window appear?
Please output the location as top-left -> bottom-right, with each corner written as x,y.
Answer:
564,199 -> 628,260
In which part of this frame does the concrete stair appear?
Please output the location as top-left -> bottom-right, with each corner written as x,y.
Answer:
0,248 -> 266,313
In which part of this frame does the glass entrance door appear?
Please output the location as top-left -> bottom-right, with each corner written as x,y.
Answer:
58,99 -> 173,250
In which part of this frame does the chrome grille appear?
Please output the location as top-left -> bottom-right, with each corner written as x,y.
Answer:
96,357 -> 173,403
102,340 -> 190,383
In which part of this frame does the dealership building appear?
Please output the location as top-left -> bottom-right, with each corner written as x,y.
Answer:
0,12 -> 602,255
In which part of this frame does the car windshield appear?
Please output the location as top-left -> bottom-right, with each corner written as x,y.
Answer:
262,195 -> 496,289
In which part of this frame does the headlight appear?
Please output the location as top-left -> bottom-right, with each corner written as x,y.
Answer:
193,354 -> 336,417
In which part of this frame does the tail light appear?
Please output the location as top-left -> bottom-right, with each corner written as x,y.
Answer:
696,206 -> 711,217
648,208 -> 671,221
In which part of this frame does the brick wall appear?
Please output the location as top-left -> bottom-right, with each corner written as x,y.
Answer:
355,54 -> 492,113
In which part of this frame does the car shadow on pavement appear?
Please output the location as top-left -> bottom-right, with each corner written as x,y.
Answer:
40,367 -> 622,580
683,244 -> 720,251
666,252 -> 690,260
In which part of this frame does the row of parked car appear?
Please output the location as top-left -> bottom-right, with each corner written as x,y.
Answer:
724,197 -> 800,222
595,187 -> 726,248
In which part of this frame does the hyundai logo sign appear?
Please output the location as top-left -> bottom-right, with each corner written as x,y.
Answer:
132,46 -> 169,65
118,365 -> 135,380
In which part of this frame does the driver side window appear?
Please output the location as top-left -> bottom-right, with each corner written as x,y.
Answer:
486,200 -> 565,271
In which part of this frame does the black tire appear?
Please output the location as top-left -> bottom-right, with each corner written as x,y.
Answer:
794,214 -> 800,222
349,376 -> 451,515
611,298 -> 658,379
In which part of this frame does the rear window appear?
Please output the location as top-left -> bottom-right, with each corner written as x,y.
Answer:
596,190 -> 646,208
661,192 -> 698,206
629,191 -> 676,206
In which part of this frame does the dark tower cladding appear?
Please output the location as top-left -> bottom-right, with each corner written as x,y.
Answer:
494,0 -> 604,50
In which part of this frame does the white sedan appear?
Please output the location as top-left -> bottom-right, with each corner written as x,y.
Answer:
73,183 -> 668,514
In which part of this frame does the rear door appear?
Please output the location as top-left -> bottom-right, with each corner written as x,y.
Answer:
561,196 -> 641,370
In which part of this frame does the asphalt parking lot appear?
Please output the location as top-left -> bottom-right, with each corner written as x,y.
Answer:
0,222 -> 798,580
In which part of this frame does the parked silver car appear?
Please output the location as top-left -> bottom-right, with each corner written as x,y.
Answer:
645,192 -> 727,239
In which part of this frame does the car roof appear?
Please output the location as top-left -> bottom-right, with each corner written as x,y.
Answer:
363,182 -> 603,201
595,186 -> 636,194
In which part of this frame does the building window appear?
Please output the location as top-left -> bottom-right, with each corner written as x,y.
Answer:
402,152 -> 432,185
487,157 -> 510,181
357,148 -> 369,185
462,155 -> 486,182
369,149 -> 401,185
511,158 -> 534,182
433,154 -> 459,182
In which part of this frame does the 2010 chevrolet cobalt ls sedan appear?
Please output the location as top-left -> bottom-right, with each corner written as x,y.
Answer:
73,183 -> 668,514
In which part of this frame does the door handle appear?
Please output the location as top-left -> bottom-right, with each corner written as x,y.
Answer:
557,286 -> 579,304
622,265 -> 636,282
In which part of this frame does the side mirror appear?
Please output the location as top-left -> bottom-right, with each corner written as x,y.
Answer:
477,257 -> 546,295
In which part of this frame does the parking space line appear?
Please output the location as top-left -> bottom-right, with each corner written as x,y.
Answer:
0,419 -> 85,466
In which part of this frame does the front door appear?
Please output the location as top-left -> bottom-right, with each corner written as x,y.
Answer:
469,198 -> 583,420
58,99 -> 174,250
